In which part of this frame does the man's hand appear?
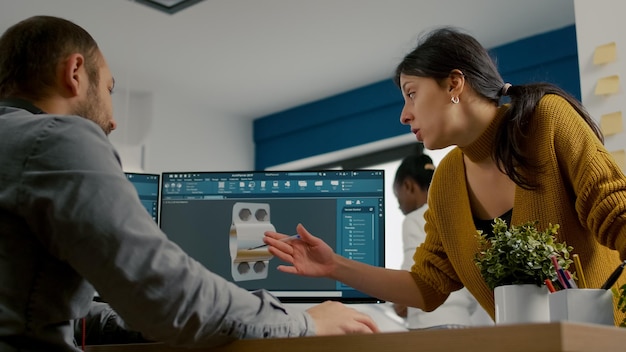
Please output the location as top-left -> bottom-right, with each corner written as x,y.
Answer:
393,303 -> 408,318
306,301 -> 379,335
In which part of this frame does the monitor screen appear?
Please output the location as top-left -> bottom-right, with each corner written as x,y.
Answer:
159,170 -> 385,303
124,172 -> 160,223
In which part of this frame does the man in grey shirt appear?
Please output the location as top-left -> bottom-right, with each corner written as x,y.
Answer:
0,15 -> 378,351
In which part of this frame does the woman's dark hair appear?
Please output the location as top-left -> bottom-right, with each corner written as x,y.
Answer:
0,16 -> 101,101
394,27 -> 603,190
394,154 -> 435,192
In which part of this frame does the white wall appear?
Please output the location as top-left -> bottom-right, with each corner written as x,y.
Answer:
109,90 -> 255,174
574,0 -> 626,167
108,90 -> 152,172
145,92 -> 255,173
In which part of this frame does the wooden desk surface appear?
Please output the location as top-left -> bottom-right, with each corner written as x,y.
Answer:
85,322 -> 626,352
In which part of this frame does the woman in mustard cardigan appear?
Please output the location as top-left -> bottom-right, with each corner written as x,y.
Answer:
263,27 -> 626,323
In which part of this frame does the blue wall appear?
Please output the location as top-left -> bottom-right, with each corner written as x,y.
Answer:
254,25 -> 579,169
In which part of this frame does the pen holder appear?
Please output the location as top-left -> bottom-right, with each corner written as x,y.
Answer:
494,284 -> 550,324
549,289 -> 614,325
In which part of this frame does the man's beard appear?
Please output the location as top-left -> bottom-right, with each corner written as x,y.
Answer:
73,84 -> 111,135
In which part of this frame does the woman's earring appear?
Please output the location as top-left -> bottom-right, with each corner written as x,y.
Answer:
451,96 -> 459,104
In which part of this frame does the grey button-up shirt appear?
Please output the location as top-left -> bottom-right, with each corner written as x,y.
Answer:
0,106 -> 314,351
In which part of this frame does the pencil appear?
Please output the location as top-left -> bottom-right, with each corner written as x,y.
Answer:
600,260 -> 626,290
248,234 -> 301,250
572,254 -> 587,289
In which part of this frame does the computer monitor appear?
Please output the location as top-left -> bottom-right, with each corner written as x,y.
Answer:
159,170 -> 385,303
124,172 -> 160,223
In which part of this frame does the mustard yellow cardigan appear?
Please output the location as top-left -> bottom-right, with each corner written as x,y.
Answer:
410,94 -> 626,322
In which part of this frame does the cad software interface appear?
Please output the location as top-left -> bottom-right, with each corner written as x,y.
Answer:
159,170 -> 385,302
125,172 -> 160,223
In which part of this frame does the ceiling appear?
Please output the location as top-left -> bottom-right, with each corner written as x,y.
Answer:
0,0 -> 575,122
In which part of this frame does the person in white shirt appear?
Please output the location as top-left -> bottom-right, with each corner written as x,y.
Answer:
392,153 -> 490,329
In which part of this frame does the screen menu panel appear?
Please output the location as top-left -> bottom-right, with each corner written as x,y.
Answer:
125,172 -> 160,223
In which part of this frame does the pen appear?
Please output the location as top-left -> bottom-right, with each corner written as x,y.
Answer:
550,255 -> 570,289
248,234 -> 301,250
544,279 -> 557,293
572,254 -> 587,289
564,270 -> 578,289
559,268 -> 572,288
552,278 -> 565,291
600,260 -> 626,290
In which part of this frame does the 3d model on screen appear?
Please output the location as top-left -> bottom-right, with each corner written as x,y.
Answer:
229,202 -> 275,281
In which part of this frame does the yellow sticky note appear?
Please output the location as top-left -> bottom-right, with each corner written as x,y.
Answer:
610,150 -> 626,172
600,111 -> 623,136
593,42 -> 617,65
595,75 -> 620,95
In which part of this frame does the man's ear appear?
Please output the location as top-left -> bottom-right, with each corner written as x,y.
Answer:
447,69 -> 465,97
62,53 -> 86,97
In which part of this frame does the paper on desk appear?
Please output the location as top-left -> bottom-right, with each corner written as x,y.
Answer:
610,149 -> 626,172
593,42 -> 617,65
600,111 -> 623,136
595,75 -> 620,95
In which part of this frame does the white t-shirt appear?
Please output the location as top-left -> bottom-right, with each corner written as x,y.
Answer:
401,205 -> 493,329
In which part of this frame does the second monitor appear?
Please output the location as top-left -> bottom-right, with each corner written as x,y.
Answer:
159,170 -> 385,303
125,172 -> 160,224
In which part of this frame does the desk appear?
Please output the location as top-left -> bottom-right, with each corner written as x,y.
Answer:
85,322 -> 626,352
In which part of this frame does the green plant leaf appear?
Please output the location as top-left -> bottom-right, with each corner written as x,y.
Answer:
616,284 -> 626,326
474,218 -> 573,290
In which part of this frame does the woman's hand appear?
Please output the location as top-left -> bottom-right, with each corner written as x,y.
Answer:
264,223 -> 337,278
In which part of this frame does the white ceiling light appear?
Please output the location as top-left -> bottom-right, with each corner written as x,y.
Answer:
133,0 -> 205,14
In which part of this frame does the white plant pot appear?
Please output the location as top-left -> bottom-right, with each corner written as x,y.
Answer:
494,284 -> 550,324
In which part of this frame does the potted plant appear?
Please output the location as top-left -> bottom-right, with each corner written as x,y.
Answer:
474,218 -> 573,324
616,284 -> 626,327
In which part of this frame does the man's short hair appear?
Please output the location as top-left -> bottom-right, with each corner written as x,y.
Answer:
0,15 -> 101,101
